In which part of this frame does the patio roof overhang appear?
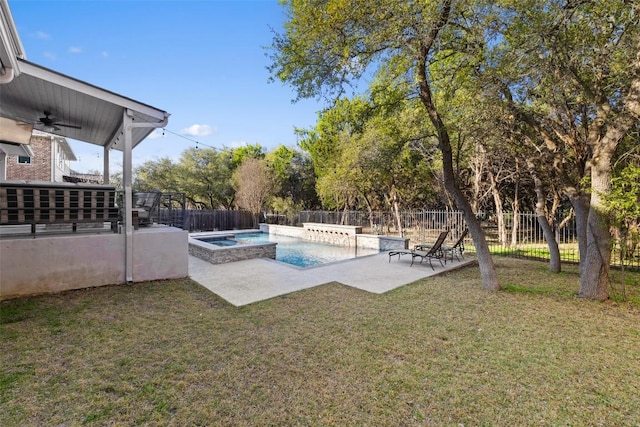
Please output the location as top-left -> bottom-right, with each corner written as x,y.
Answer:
0,59 -> 169,152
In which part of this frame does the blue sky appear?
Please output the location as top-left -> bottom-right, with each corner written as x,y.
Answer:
9,0 -> 324,173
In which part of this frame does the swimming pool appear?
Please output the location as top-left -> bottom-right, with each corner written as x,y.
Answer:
198,232 -> 380,268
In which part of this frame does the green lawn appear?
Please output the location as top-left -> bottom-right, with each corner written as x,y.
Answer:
1,258 -> 639,426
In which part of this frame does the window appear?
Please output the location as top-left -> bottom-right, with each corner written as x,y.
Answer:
17,156 -> 31,164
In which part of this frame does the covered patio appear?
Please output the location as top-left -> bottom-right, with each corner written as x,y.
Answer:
0,0 -> 188,299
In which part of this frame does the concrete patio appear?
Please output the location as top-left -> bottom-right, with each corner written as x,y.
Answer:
189,252 -> 477,306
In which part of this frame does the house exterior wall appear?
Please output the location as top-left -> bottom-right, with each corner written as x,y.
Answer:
52,138 -> 72,182
4,133 -> 74,182
0,151 -> 5,180
5,134 -> 51,181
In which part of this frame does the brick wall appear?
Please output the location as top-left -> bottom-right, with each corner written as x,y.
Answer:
5,135 -> 51,181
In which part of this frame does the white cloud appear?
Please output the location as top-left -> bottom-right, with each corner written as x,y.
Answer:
35,31 -> 50,40
68,46 -> 83,54
43,51 -> 56,61
101,51 -> 109,58
182,124 -> 215,137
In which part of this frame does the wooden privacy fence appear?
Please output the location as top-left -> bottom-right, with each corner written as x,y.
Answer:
179,209 -> 256,232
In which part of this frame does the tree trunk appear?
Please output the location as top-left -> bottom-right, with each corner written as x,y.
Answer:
530,170 -> 561,272
579,144 -> 614,300
392,193 -> 404,238
579,202 -> 611,300
417,65 -> 499,291
568,192 -> 590,277
489,171 -> 507,246
471,145 -> 485,213
413,0 -> 498,290
510,162 -> 520,248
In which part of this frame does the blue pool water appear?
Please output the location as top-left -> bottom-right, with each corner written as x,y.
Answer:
233,232 -> 380,268
202,237 -> 238,247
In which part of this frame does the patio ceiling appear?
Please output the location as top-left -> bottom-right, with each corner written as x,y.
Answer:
0,59 -> 169,152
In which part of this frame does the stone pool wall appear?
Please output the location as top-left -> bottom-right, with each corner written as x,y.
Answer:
355,234 -> 408,250
189,237 -> 276,264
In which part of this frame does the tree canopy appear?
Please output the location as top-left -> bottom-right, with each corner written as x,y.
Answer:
269,0 -> 640,297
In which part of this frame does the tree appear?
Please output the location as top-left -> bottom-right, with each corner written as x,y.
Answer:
604,163 -> 640,299
265,145 -> 320,209
487,0 -> 640,298
134,157 -> 180,193
234,158 -> 276,226
177,147 -> 235,209
230,143 -> 265,168
270,0 -> 500,290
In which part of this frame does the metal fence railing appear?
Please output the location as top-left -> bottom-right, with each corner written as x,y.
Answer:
265,209 -> 639,270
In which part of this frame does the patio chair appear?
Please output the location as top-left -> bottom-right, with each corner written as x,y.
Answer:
132,189 -> 161,226
388,230 -> 449,270
441,228 -> 468,262
415,228 -> 468,262
409,230 -> 450,269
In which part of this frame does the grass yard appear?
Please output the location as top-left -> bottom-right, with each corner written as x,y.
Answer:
1,258 -> 639,426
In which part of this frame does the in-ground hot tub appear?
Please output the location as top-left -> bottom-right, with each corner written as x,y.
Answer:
189,231 -> 276,264
199,235 -> 239,247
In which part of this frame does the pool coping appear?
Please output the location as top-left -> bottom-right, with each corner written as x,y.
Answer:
189,251 -> 477,306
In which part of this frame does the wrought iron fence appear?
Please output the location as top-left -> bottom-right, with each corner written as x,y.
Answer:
265,209 -> 639,270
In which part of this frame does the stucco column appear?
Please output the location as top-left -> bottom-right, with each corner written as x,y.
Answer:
103,147 -> 110,184
122,111 -> 134,282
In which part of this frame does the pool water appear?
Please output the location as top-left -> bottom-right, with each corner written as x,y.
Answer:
235,232 -> 380,268
201,237 -> 238,247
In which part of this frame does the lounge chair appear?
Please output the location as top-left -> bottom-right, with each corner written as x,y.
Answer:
442,228 -> 468,262
409,230 -> 450,269
132,189 -> 161,226
416,228 -> 468,262
388,230 -> 449,270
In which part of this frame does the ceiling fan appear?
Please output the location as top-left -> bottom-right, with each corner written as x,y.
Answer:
37,111 -> 82,131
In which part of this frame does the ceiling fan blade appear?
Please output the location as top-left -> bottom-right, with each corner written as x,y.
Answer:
55,123 -> 82,129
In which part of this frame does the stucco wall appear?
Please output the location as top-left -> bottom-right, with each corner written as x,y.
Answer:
0,226 -> 188,299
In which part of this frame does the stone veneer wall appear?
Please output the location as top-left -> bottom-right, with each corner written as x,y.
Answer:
189,238 -> 276,264
355,234 -> 408,250
260,223 -> 408,250
259,223 -> 305,238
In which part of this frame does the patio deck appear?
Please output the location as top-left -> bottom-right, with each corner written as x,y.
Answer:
189,252 -> 476,306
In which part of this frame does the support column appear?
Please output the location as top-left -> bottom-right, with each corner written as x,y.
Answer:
122,109 -> 169,283
103,147 -> 110,184
123,112 -> 134,282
